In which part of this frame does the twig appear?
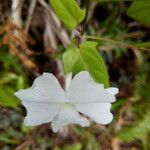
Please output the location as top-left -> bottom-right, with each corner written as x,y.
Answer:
110,102 -> 130,150
10,0 -> 40,75
0,0 -> 24,23
25,0 -> 38,32
117,31 -> 144,39
111,137 -> 120,150
43,10 -> 57,50
38,0 -> 70,48
15,139 -> 35,150
11,0 -> 24,27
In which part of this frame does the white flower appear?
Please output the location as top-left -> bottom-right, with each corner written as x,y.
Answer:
14,71 -> 118,132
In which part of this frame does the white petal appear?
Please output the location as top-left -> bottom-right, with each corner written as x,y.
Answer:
14,73 -> 67,103
106,87 -> 119,95
75,103 -> 113,125
51,104 -> 90,132
66,71 -> 116,103
22,101 -> 60,126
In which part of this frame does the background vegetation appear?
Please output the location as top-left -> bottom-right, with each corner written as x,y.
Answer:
0,0 -> 150,149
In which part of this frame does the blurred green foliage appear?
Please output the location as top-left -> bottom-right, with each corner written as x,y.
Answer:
0,46 -> 27,108
127,1 -> 150,26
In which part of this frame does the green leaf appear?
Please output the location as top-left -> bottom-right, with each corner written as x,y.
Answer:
127,1 -> 150,26
78,41 -> 109,87
0,135 -> 18,144
0,87 -> 20,108
63,46 -> 79,73
50,0 -> 86,30
63,41 -> 109,87
0,73 -> 17,85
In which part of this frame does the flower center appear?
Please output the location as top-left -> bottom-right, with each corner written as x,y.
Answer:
61,103 -> 73,109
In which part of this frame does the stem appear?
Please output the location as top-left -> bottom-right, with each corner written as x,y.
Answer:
83,35 -> 131,47
65,72 -> 73,91
83,35 -> 149,50
25,0 -> 38,32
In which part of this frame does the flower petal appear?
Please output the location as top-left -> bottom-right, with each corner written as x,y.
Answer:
22,102 -> 60,126
66,71 -> 116,103
106,87 -> 119,95
51,105 -> 90,132
75,103 -> 113,125
14,73 -> 67,103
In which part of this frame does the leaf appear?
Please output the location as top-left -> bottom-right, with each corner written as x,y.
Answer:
127,1 -> 150,26
0,73 -> 17,85
78,41 -> 109,87
50,0 -> 86,30
63,41 -> 109,87
0,135 -> 18,144
63,46 -> 79,73
0,87 -> 20,108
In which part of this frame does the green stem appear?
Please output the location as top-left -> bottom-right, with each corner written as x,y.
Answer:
83,35 -> 134,48
83,35 -> 150,51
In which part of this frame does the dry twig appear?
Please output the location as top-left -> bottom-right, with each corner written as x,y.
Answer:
25,0 -> 38,32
